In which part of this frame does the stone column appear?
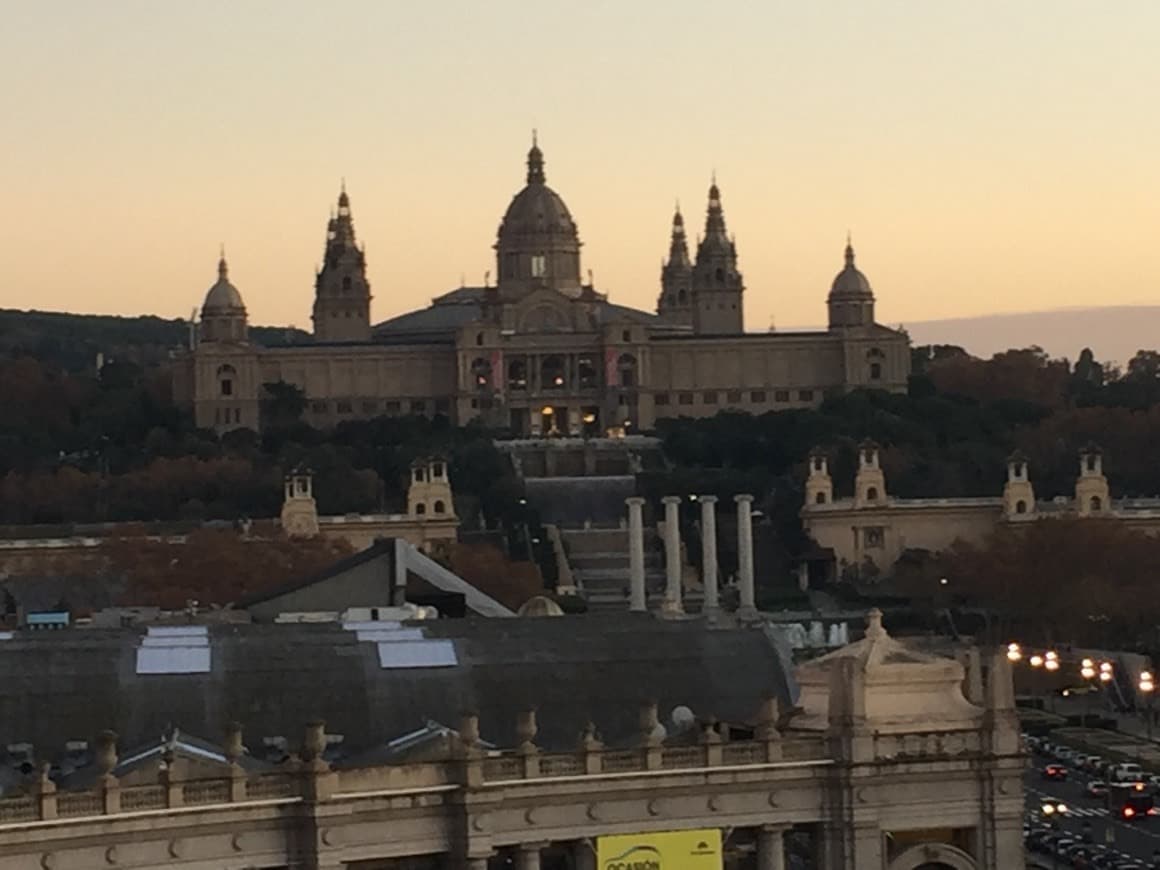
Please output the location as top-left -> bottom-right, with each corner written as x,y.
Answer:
757,825 -> 788,870
699,495 -> 719,616
735,494 -> 756,617
515,842 -> 546,870
626,497 -> 647,612
661,495 -> 684,615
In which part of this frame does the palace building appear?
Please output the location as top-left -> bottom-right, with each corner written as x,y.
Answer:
176,138 -> 910,436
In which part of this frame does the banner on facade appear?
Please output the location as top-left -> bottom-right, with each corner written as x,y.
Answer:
596,829 -> 722,870
605,348 -> 619,388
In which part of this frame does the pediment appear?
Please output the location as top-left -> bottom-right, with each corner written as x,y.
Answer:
510,289 -> 583,334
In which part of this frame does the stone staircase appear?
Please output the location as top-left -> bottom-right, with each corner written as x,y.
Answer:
561,527 -> 702,614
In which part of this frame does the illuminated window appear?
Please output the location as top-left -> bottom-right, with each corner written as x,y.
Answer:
531,255 -> 547,277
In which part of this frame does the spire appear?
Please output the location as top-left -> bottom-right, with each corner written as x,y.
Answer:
217,245 -> 228,280
845,231 -> 855,268
337,181 -> 350,212
526,132 -> 545,185
665,203 -> 690,269
701,176 -> 728,245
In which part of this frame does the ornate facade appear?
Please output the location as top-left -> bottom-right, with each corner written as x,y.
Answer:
801,441 -> 1160,582
0,611 -> 1024,869
177,138 -> 911,435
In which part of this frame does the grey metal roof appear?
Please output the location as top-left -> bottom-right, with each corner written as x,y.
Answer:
0,617 -> 791,762
372,286 -> 674,341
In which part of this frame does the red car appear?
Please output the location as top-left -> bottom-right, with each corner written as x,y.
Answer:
1043,764 -> 1068,781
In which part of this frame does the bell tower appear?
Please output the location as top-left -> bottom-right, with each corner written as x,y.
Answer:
657,205 -> 693,327
1075,443 -> 1110,516
804,448 -> 834,508
690,178 -> 744,334
853,441 -> 887,508
280,467 -> 320,538
1002,451 -> 1036,519
312,184 -> 372,342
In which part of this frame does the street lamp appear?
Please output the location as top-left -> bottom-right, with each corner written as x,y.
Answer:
1044,651 -> 1060,672
1007,643 -> 1022,664
1139,670 -> 1155,743
1030,654 -> 1044,668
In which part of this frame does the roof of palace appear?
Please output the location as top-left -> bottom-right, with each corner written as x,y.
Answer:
372,286 -> 678,341
0,616 -> 793,762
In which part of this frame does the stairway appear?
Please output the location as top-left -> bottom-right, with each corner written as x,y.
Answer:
561,527 -> 702,614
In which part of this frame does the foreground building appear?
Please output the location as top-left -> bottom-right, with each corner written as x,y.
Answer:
177,138 -> 910,435
0,610 -> 1022,868
801,441 -> 1160,582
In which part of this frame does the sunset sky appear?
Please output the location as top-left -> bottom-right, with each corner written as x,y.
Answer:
3,1 -> 1159,333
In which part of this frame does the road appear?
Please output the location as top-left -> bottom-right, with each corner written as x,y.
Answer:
1027,762 -> 1160,865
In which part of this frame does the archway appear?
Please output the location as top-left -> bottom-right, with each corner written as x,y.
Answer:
888,843 -> 977,870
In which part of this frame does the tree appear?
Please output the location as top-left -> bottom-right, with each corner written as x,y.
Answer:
940,517 -> 1160,647
260,381 -> 307,429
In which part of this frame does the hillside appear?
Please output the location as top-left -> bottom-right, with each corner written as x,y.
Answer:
904,305 -> 1160,367
0,309 -> 309,371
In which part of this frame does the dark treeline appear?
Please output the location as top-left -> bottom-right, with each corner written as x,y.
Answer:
3,342 -> 1160,536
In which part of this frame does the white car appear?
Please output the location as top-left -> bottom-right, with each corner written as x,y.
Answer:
1112,763 -> 1144,782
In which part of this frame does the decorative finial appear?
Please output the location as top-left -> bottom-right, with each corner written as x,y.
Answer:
217,244 -> 228,279
526,133 -> 545,184
865,607 -> 886,639
844,232 -> 855,267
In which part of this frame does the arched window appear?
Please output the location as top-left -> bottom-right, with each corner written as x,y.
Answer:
813,457 -> 825,473
471,357 -> 492,389
870,362 -> 882,380
677,289 -> 688,305
415,503 -> 426,516
577,355 -> 597,389
714,267 -> 725,283
815,491 -> 827,505
475,332 -> 484,346
508,358 -> 528,390
1016,500 -> 1027,514
1087,454 -> 1097,472
413,467 -> 426,483
866,487 -> 878,502
618,353 -> 637,388
541,355 -> 565,390
216,364 -> 236,397
431,462 -> 444,478
433,500 -> 446,514
1091,495 -> 1102,512
342,276 -> 352,291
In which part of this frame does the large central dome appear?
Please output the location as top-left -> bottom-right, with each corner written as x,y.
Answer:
494,137 -> 582,296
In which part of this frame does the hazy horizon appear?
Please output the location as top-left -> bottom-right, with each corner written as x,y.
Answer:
4,1 -> 1159,335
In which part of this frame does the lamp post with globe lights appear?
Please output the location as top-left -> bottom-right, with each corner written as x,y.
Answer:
1140,670 -> 1155,744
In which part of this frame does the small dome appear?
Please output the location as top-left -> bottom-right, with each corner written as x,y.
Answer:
517,596 -> 565,618
829,243 -> 874,300
202,256 -> 246,313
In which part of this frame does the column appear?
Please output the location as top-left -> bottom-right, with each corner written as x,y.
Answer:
662,495 -> 684,614
515,842 -> 545,870
699,495 -> 719,616
757,825 -> 788,870
627,497 -> 647,612
735,494 -> 756,617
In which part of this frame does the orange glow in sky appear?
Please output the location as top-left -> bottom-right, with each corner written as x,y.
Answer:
2,1 -> 1159,331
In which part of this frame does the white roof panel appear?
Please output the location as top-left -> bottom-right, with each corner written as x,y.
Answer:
376,639 -> 457,669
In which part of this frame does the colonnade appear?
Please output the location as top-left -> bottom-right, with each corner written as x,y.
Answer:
625,493 -> 758,618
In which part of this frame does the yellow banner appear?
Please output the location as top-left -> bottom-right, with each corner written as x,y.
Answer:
596,829 -> 722,870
